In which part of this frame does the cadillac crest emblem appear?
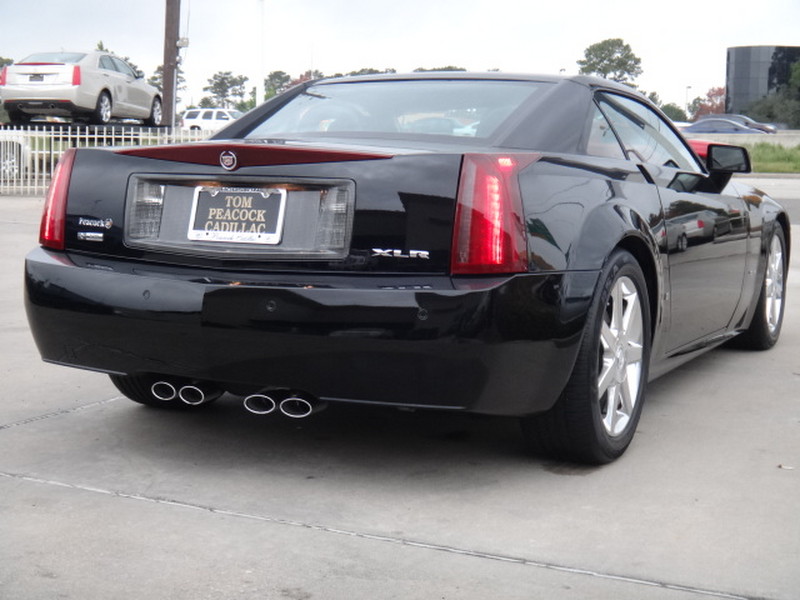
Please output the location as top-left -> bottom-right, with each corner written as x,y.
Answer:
220,150 -> 238,171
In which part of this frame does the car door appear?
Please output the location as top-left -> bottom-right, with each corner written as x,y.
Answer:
112,57 -> 150,118
97,55 -> 130,115
597,92 -> 749,353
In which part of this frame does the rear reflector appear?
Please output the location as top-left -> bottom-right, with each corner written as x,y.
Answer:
40,148 -> 77,250
451,153 -> 539,275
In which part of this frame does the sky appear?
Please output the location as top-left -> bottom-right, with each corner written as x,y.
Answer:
2,0 -> 799,112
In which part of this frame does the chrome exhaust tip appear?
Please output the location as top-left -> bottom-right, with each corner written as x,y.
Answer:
151,381 -> 177,402
279,394 -> 327,419
243,393 -> 278,415
174,382 -> 223,406
178,384 -> 208,406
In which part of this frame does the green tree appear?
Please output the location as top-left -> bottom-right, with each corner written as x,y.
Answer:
264,70 -> 292,99
95,41 -> 140,74
347,67 -> 396,76
661,103 -> 688,122
0,57 -> 12,122
413,66 -> 466,72
747,61 -> 800,128
577,38 -> 642,84
202,71 -> 249,108
148,62 -> 186,103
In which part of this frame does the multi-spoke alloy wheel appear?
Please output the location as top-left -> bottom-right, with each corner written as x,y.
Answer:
598,276 -> 645,437
92,92 -> 112,125
765,234 -> 784,336
522,249 -> 651,464
732,226 -> 788,350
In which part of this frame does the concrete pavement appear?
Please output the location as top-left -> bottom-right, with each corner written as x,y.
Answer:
0,183 -> 798,599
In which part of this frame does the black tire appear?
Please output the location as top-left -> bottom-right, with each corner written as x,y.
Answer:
521,249 -> 651,464
109,373 -> 176,408
144,96 -> 162,127
7,109 -> 30,126
730,226 -> 787,350
677,234 -> 688,253
91,91 -> 112,125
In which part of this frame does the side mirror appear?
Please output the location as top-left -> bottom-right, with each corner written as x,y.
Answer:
706,144 -> 751,173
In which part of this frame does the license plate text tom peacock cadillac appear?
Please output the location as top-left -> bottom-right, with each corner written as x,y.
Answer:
24,73 -> 790,464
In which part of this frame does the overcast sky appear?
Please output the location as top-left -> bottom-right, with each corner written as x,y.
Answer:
2,0 -> 799,111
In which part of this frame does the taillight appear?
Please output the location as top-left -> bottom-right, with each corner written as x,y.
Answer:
0,66 -> 7,86
450,153 -> 539,275
40,148 -> 77,250
71,65 -> 81,86
697,220 -> 705,229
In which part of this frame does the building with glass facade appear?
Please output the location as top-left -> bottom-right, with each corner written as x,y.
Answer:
726,46 -> 800,113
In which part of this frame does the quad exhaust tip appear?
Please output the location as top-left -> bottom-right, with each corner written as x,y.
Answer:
151,381 -> 177,402
151,380 -> 325,417
151,380 -> 221,405
243,390 -> 326,418
243,393 -> 278,415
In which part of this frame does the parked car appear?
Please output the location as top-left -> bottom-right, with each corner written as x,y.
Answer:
0,130 -> 32,180
0,51 -> 162,126
682,118 -> 765,134
697,113 -> 777,133
181,108 -> 242,132
24,73 -> 790,464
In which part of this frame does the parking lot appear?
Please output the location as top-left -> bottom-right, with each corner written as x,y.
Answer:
1,177 -> 798,600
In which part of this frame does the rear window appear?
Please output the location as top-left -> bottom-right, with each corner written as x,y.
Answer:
245,79 -> 550,141
19,52 -> 87,64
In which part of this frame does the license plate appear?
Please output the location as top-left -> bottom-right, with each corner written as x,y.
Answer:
29,74 -> 44,82
188,187 -> 287,244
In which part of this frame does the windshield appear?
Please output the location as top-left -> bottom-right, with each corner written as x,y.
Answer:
245,79 -> 550,141
19,52 -> 87,64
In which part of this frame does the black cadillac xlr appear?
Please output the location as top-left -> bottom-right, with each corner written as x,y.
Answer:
24,73 -> 790,463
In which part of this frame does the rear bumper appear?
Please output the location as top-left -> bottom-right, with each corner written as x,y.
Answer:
4,90 -> 94,116
24,248 -> 598,416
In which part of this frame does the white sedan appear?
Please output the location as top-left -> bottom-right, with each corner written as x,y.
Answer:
0,51 -> 162,126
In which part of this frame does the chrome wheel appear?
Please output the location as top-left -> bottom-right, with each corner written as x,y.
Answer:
597,275 -> 644,437
96,93 -> 112,124
147,97 -> 163,127
765,234 -> 785,335
521,249 -> 650,463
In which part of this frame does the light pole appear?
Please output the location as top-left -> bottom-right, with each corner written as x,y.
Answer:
685,85 -> 692,116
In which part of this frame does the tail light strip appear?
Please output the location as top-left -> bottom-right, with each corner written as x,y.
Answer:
451,153 -> 539,275
40,148 -> 77,251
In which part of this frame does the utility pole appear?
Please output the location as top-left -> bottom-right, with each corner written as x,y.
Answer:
162,0 -> 181,128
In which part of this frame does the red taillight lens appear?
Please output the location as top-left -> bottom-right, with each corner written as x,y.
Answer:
450,153 -> 539,275
71,65 -> 81,86
697,220 -> 705,229
0,66 -> 7,86
40,148 -> 77,250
